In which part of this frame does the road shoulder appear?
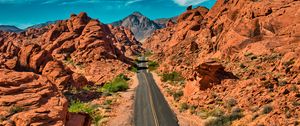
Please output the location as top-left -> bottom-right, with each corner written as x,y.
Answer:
152,72 -> 204,126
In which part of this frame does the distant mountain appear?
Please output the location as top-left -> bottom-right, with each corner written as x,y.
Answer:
26,21 -> 57,29
111,12 -> 177,42
153,16 -> 178,28
0,25 -> 23,32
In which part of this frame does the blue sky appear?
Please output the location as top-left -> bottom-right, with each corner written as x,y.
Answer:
0,0 -> 216,29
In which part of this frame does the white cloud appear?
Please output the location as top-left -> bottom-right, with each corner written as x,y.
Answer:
125,0 -> 143,6
172,0 -> 208,6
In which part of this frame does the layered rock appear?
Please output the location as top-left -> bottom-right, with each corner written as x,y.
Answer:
0,12 -> 142,84
144,0 -> 300,125
0,12 -> 142,125
0,69 -> 68,126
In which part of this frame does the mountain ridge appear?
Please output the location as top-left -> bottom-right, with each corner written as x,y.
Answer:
111,11 -> 177,42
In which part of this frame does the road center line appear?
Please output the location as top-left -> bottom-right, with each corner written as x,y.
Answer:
142,72 -> 159,126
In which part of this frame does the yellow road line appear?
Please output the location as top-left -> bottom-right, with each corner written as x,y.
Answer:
142,72 -> 159,126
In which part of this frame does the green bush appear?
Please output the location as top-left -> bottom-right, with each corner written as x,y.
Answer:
161,72 -> 185,83
129,66 -> 138,73
68,101 -> 101,125
100,74 -> 129,93
103,100 -> 113,105
82,85 -> 92,91
148,61 -> 159,71
173,90 -> 183,101
180,103 -> 189,112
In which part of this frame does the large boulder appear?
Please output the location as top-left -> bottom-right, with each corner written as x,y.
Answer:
191,61 -> 237,90
0,69 -> 68,126
42,61 -> 72,90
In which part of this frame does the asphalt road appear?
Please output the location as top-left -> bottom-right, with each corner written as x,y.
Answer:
134,57 -> 179,126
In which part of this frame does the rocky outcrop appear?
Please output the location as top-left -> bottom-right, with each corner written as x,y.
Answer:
1,12 -> 142,84
0,12 -> 142,125
144,0 -> 300,125
191,61 -> 237,90
0,69 -> 68,126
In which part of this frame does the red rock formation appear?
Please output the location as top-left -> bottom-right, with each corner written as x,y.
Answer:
0,12 -> 142,125
0,69 -> 68,126
144,0 -> 300,125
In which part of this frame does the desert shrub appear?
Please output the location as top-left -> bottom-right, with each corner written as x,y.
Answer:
278,79 -> 288,86
129,66 -> 138,73
82,85 -> 92,91
290,85 -> 299,92
148,61 -> 159,71
172,90 -> 183,101
10,106 -> 24,115
283,59 -> 295,67
100,74 -> 129,93
261,105 -> 273,114
161,72 -> 185,83
204,107 -> 243,126
208,108 -> 225,117
229,107 -> 243,120
103,100 -> 112,105
65,57 -> 76,65
239,63 -> 246,69
226,98 -> 237,108
292,101 -> 300,106
190,105 -> 197,114
180,103 -> 189,112
68,101 -> 101,124
244,52 -> 253,57
204,116 -> 231,126
144,50 -> 153,57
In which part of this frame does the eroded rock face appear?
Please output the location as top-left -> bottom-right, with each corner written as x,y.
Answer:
0,69 -> 68,126
191,61 -> 237,90
144,0 -> 300,125
0,12 -> 142,125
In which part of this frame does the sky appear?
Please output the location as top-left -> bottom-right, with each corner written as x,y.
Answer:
0,0 -> 217,29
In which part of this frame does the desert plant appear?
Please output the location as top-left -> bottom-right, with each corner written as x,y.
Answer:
204,107 -> 243,126
292,101 -> 300,106
144,50 -> 153,57
103,99 -> 112,105
10,106 -> 24,115
261,105 -> 273,114
100,74 -> 129,93
68,101 -> 102,125
172,90 -> 183,101
244,52 -> 253,57
82,85 -> 92,91
189,105 -> 197,114
148,61 -> 159,71
229,107 -> 243,120
161,72 -> 185,83
180,103 -> 189,112
283,59 -> 295,67
129,66 -> 138,73
278,79 -> 288,86
225,98 -> 237,108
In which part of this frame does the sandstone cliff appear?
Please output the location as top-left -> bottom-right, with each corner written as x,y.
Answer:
144,0 -> 300,125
